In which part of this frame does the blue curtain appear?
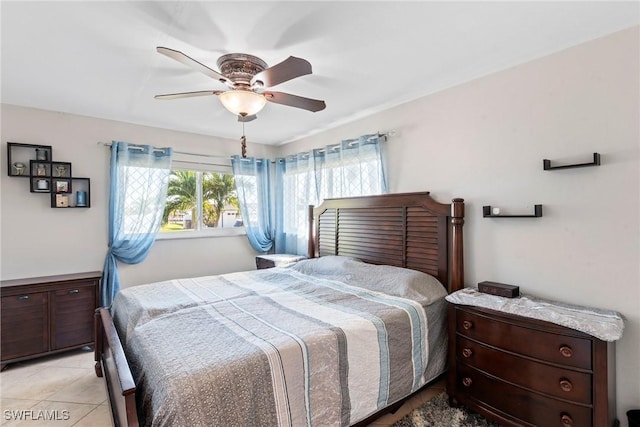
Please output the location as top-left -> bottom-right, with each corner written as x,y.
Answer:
231,155 -> 274,252
101,141 -> 173,306
274,153 -> 317,255
313,134 -> 387,200
275,134 -> 387,255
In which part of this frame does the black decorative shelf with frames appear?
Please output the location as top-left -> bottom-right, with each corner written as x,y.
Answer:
7,142 -> 91,208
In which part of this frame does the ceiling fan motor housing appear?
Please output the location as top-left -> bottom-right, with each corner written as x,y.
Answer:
217,53 -> 267,87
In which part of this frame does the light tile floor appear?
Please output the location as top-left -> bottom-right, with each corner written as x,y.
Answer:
0,348 -> 445,426
0,348 -> 111,427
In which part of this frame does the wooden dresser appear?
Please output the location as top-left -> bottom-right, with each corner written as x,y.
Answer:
1,272 -> 101,370
447,303 -> 617,427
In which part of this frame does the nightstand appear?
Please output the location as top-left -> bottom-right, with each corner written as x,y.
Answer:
255,254 -> 306,269
447,302 -> 618,427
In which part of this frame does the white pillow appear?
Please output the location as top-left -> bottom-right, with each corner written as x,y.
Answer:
290,256 -> 447,305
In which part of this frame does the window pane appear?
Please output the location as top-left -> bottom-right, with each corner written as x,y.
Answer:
162,170 -> 197,232
161,169 -> 240,232
234,174 -> 258,226
122,165 -> 174,234
203,171 -> 240,228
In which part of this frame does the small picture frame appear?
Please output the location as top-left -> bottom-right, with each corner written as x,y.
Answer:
55,180 -> 69,193
55,194 -> 69,207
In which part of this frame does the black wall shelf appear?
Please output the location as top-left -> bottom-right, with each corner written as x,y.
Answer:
51,177 -> 90,208
7,142 -> 52,177
543,153 -> 600,170
7,142 -> 90,209
483,205 -> 543,218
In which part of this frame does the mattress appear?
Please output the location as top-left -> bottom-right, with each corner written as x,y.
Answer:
111,256 -> 449,427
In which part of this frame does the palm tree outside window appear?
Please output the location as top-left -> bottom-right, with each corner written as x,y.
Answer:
161,169 -> 241,233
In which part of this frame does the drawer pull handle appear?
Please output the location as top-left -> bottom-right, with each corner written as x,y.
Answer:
559,345 -> 573,358
462,348 -> 473,358
68,289 -> 80,294
560,413 -> 574,427
462,320 -> 473,330
17,295 -> 29,300
462,377 -> 473,387
559,379 -> 573,392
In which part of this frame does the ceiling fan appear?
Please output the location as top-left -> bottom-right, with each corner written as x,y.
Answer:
154,47 -> 326,122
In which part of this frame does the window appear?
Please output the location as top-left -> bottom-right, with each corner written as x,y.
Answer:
160,169 -> 242,235
274,136 -> 387,254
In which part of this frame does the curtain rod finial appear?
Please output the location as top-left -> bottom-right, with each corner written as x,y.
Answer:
381,130 -> 397,139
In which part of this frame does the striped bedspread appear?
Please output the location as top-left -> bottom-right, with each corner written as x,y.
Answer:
111,261 -> 448,427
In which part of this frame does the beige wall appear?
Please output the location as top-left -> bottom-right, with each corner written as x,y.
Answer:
277,27 -> 640,424
0,108 -> 276,285
1,26 -> 637,424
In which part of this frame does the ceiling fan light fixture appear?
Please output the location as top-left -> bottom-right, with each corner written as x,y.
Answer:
218,90 -> 266,116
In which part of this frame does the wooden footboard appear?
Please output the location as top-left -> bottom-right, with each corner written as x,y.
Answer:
94,308 -> 139,427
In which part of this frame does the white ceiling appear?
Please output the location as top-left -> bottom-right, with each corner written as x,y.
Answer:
1,1 -> 638,145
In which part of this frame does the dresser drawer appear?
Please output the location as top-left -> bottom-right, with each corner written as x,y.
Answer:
456,364 -> 592,427
1,292 -> 49,360
457,336 -> 592,404
455,306 -> 592,369
52,284 -> 96,349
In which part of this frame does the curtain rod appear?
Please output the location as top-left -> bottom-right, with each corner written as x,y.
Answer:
99,130 -> 393,163
315,131 -> 391,150
273,132 -> 392,161
98,141 -> 232,160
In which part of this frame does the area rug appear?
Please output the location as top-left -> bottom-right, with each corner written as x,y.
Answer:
391,392 -> 500,427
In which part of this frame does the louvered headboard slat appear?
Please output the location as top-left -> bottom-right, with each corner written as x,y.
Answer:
309,192 -> 465,293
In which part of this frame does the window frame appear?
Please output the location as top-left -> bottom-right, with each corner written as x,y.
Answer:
157,166 -> 245,240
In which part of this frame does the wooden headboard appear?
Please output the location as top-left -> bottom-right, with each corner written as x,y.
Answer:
308,192 -> 465,293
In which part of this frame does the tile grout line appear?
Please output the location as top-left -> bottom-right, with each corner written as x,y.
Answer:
70,403 -> 103,427
1,350 -> 112,426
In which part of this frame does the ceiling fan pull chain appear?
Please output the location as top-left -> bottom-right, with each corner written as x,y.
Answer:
241,121 -> 247,158
241,136 -> 247,159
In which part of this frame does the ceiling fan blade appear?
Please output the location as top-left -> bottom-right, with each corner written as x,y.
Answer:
238,114 -> 257,123
154,90 -> 218,100
156,46 -> 232,87
251,56 -> 312,88
264,91 -> 326,112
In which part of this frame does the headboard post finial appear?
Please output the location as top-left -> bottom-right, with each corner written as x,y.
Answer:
450,198 -> 465,292
307,205 -> 315,258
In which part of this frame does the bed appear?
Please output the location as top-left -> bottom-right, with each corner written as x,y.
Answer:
94,191 -> 465,427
